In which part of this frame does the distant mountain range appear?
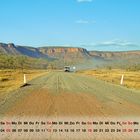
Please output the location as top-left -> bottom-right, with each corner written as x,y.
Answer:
0,43 -> 90,60
89,50 -> 140,60
0,42 -> 140,69
0,42 -> 140,59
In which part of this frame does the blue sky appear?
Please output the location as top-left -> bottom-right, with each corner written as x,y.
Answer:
0,0 -> 140,51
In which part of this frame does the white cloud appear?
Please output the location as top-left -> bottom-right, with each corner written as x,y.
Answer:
91,20 -> 96,23
76,20 -> 89,24
100,39 -> 133,46
75,19 -> 96,24
77,0 -> 93,2
81,39 -> 139,51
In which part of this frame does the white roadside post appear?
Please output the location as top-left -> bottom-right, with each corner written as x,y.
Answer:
120,74 -> 124,85
24,74 -> 27,84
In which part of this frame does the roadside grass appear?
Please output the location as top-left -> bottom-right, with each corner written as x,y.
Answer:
0,69 -> 48,93
77,69 -> 140,90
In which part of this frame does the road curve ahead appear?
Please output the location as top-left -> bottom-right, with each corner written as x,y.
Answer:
1,71 -> 140,117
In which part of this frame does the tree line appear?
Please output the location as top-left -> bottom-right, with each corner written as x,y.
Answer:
0,54 -> 76,70
0,54 -> 49,70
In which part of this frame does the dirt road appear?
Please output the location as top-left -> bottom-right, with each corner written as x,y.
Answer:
1,71 -> 140,139
0,71 -> 139,117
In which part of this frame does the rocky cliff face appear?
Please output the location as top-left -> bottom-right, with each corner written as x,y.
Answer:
0,43 -> 20,55
0,43 -> 90,60
39,47 -> 90,59
89,51 -> 140,59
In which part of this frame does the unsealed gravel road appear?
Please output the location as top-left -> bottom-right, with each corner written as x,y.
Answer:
0,71 -> 139,117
